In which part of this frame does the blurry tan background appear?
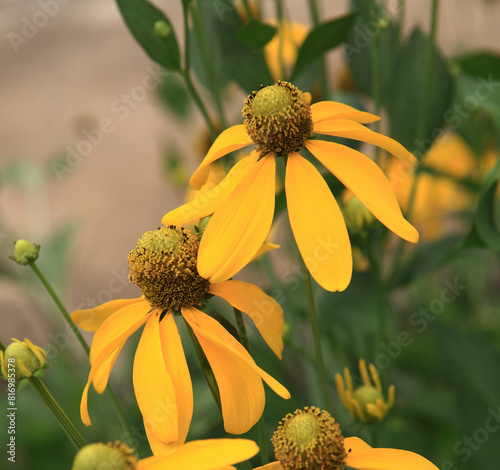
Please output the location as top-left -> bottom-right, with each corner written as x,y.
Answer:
1,0 -> 499,344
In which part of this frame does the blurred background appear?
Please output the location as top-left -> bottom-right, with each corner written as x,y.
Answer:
1,0 -> 500,469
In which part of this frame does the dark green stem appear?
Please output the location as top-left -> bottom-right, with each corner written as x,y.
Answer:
27,261 -> 140,456
184,318 -> 222,413
29,376 -> 87,449
307,0 -> 328,97
300,257 -> 331,409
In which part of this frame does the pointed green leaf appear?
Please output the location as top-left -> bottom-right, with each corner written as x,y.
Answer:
455,51 -> 500,81
236,19 -> 277,48
115,0 -> 180,71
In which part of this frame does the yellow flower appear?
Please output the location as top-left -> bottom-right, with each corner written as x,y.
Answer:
335,358 -> 395,423
254,406 -> 438,470
163,81 -> 418,292
72,438 -> 259,470
1,338 -> 46,380
72,226 -> 289,455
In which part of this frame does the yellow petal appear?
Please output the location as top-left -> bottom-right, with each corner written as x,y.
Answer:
253,463 -> 283,470
313,119 -> 416,166
344,437 -> 439,470
306,140 -> 419,243
72,298 -> 145,332
133,313 -> 180,448
250,243 -> 280,262
162,152 -> 259,226
285,152 -> 352,292
138,439 -> 259,470
209,280 -> 284,358
159,314 -> 193,446
80,303 -> 150,426
191,125 -> 253,190
182,307 -> 290,435
311,101 -> 380,124
198,155 -> 276,284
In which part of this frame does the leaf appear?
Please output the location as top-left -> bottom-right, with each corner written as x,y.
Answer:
474,158 -> 500,252
157,72 -> 191,118
384,28 -> 453,156
455,51 -> 500,81
235,19 -> 277,48
115,0 -> 180,71
292,12 -> 357,80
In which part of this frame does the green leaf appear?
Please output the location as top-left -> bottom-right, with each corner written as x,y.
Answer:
384,28 -> 453,156
235,19 -> 277,48
157,73 -> 191,118
115,0 -> 180,71
291,12 -> 357,80
474,158 -> 500,252
454,51 -> 500,81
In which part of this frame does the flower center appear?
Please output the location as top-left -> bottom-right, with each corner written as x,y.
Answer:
128,226 -> 210,312
272,406 -> 347,469
72,442 -> 137,470
242,81 -> 313,156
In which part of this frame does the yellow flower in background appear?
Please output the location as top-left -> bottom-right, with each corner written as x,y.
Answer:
72,438 -> 259,470
335,358 -> 395,423
163,81 -> 418,292
389,133 -> 494,241
72,226 -> 289,455
254,406 -> 438,470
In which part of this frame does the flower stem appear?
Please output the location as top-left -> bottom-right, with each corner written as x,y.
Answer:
300,257 -> 331,410
27,261 -> 140,456
184,319 -> 222,413
307,0 -> 328,98
29,376 -> 87,450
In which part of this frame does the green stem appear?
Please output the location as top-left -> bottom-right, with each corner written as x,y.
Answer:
184,318 -> 222,413
28,262 -> 90,355
29,376 -> 87,449
28,262 -> 140,456
241,0 -> 254,19
307,0 -> 328,97
300,257 -> 331,409
275,0 -> 285,80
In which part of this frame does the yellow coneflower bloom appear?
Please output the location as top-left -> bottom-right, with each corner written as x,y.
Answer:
163,81 -> 418,292
72,438 -> 259,470
254,406 -> 438,470
72,226 -> 289,455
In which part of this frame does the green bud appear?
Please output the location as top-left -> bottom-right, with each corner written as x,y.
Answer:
11,239 -> 40,265
1,339 -> 46,380
72,442 -> 137,470
153,20 -> 171,38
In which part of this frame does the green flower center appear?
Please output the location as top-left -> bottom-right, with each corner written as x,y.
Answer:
242,81 -> 313,156
72,442 -> 137,470
128,226 -> 210,311
272,406 -> 347,470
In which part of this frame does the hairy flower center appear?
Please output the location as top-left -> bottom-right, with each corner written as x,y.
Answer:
272,406 -> 347,470
242,81 -> 313,156
128,226 -> 210,311
72,442 -> 137,470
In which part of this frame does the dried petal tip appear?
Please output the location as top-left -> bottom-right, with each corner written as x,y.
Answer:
11,239 -> 40,265
243,81 -> 313,156
72,442 -> 137,470
1,338 -> 46,380
335,358 -> 395,423
272,406 -> 346,469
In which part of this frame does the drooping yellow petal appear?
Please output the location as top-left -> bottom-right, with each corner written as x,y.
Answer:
182,307 -> 290,435
285,152 -> 352,292
133,313 -> 179,448
306,140 -> 419,243
190,125 -> 253,190
344,437 -> 439,470
250,243 -> 280,262
209,280 -> 284,358
198,155 -> 276,284
313,120 -> 416,166
162,152 -> 259,226
72,298 -> 145,332
137,439 -> 259,470
80,302 -> 150,426
158,314 -> 193,446
311,101 -> 380,124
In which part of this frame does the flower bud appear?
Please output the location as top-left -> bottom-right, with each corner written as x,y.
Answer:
1,338 -> 46,380
72,442 -> 137,470
11,239 -> 40,265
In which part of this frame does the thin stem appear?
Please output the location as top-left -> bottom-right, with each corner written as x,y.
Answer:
28,261 -> 140,456
184,318 -> 222,413
241,0 -> 254,20
307,0 -> 328,97
29,376 -> 87,449
300,257 -> 331,410
28,262 -> 89,355
275,0 -> 285,80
